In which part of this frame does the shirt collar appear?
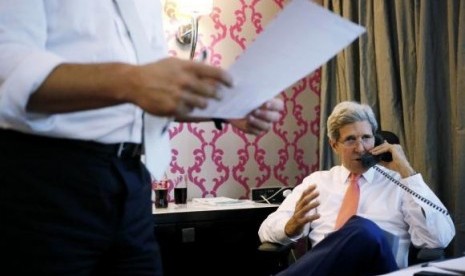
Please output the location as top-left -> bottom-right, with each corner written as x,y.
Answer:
340,165 -> 376,185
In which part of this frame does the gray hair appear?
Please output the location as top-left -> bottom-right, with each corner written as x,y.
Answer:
327,101 -> 378,141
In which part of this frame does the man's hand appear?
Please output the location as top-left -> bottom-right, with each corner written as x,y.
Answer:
27,57 -> 232,117
369,141 -> 416,178
228,97 -> 284,135
131,57 -> 232,117
284,184 -> 320,238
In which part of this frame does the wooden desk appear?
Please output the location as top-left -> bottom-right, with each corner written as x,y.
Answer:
153,201 -> 278,276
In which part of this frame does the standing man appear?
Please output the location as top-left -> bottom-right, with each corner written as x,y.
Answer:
0,1 -> 283,275
259,101 -> 454,275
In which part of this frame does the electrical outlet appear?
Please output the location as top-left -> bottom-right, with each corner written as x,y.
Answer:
251,186 -> 292,203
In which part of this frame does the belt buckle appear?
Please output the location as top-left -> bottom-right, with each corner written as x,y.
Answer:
117,143 -> 125,158
116,143 -> 140,158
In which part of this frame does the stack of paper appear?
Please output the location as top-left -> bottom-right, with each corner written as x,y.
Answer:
192,197 -> 250,206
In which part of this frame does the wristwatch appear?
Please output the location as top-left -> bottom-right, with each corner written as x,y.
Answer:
212,118 -> 227,130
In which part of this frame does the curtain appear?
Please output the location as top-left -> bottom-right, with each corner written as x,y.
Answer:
320,0 -> 465,257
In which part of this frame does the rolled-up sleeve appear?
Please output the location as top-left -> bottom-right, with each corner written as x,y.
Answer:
0,0 -> 64,130
401,174 -> 455,248
258,183 -> 310,245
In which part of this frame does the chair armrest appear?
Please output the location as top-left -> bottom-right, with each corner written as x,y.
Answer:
258,242 -> 294,253
257,242 -> 295,275
416,248 -> 445,262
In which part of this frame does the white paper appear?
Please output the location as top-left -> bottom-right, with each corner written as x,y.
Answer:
190,0 -> 366,118
380,256 -> 465,276
431,256 -> 465,273
380,266 -> 461,276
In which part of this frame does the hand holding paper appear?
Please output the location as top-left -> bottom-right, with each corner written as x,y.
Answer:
190,0 -> 366,119
228,97 -> 284,135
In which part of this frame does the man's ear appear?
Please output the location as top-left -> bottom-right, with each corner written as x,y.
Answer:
329,139 -> 338,152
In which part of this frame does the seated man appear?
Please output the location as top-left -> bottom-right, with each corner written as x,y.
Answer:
258,101 -> 455,275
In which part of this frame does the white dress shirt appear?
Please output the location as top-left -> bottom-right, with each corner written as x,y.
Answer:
0,0 -> 168,144
258,165 -> 455,268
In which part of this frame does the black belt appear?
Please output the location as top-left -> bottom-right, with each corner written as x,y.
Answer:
83,141 -> 142,158
111,142 -> 142,158
0,129 -> 142,159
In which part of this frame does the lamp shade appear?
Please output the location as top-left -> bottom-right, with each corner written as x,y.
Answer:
176,0 -> 213,16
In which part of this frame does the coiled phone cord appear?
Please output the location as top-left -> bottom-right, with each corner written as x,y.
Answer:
372,165 -> 449,216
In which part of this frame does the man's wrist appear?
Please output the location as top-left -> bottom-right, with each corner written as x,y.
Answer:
400,167 -> 417,178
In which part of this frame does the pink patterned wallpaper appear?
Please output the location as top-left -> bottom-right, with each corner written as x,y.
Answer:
161,0 -> 321,201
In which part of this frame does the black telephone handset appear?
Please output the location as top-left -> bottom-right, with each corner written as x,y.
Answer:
360,133 -> 393,168
360,131 -> 449,216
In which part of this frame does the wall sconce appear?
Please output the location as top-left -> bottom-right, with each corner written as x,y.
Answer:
175,0 -> 213,59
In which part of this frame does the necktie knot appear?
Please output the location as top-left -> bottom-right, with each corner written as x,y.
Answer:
350,173 -> 361,185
